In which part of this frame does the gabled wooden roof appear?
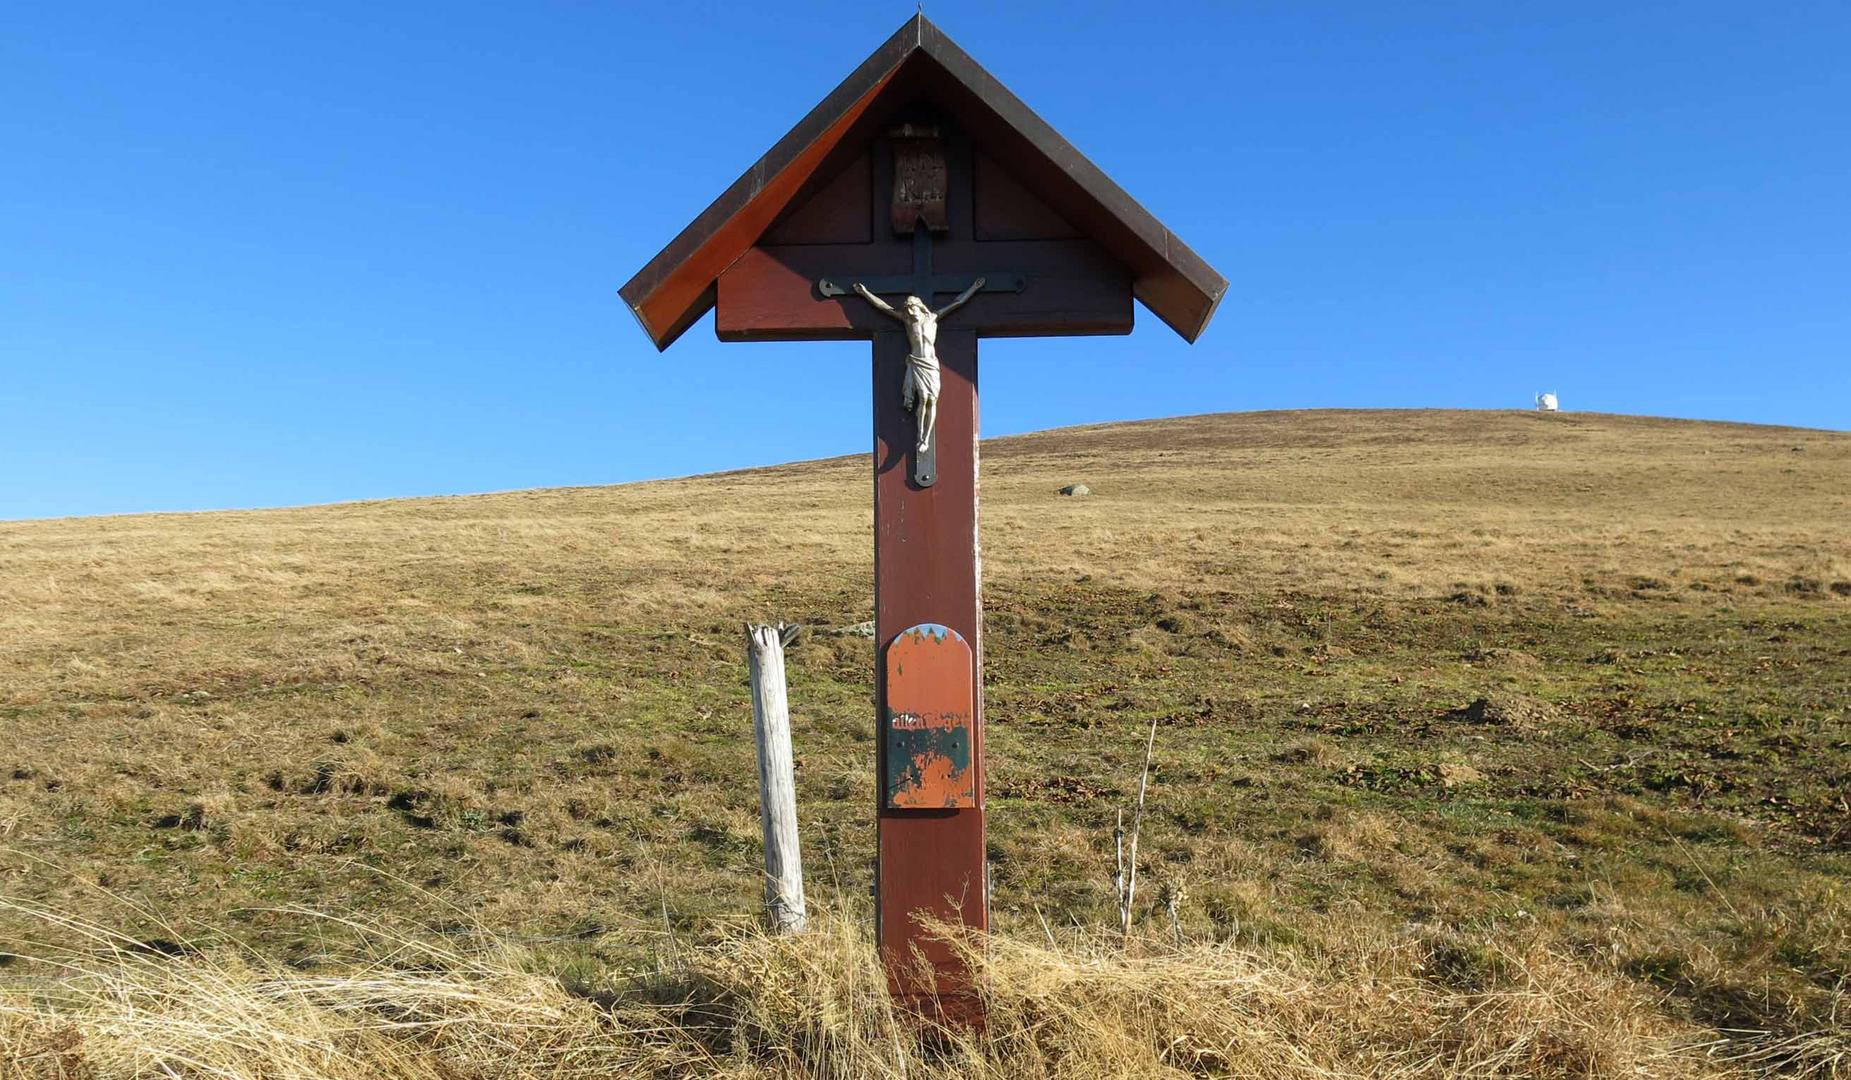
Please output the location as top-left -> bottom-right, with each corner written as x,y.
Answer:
619,15 -> 1227,351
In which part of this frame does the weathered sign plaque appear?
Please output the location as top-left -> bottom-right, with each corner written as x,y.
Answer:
620,15 -> 1225,1012
885,624 -> 976,809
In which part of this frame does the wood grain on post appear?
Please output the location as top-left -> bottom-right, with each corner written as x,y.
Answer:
746,623 -> 807,934
873,328 -> 987,1003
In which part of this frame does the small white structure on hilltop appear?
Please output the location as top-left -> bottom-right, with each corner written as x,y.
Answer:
1536,391 -> 1560,412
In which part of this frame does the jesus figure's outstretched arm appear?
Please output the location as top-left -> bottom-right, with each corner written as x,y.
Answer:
852,284 -> 905,321
935,277 -> 985,319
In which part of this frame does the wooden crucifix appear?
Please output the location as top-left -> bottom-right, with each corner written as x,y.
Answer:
826,196 -> 1024,486
619,15 -> 1226,1014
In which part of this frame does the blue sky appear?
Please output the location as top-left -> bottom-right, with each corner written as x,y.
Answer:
3,2 -> 1846,520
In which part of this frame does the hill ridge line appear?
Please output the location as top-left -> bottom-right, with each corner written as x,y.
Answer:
4,407 -> 1841,526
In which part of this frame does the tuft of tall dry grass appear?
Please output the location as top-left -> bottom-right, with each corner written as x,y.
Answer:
6,896 -> 1821,1080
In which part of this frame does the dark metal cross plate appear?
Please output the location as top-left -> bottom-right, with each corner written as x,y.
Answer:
817,229 -> 1026,302
818,274 -> 1024,299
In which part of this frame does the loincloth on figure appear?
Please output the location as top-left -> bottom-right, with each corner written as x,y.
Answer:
902,353 -> 941,406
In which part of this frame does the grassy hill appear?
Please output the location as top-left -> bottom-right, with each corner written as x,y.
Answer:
2,408 -> 1846,1077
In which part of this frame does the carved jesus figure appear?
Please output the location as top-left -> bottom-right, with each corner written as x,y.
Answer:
852,278 -> 985,452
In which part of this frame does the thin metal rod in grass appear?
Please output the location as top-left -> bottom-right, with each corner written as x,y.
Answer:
1115,718 -> 1159,941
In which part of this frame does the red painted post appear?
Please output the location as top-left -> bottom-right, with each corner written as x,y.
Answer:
872,327 -> 987,1007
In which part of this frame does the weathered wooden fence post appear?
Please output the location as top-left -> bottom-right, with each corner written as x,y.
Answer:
745,622 -> 806,934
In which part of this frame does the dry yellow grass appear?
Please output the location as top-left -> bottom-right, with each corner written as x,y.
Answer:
0,898 -> 1782,1079
1,408 -> 1847,1077
0,410 -> 1838,795
3,409 -> 1845,700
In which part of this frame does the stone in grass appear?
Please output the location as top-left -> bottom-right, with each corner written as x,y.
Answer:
1447,692 -> 1559,730
1436,762 -> 1486,788
823,620 -> 876,638
1058,483 -> 1091,497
